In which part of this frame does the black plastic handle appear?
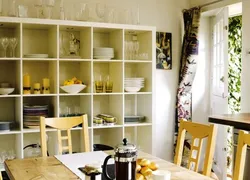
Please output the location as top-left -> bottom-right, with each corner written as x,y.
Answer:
102,155 -> 114,180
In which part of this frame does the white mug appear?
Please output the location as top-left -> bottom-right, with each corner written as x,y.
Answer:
152,170 -> 171,180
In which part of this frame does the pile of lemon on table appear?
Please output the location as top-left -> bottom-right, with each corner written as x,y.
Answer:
63,77 -> 84,86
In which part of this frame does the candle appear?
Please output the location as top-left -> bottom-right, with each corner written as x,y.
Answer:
42,78 -> 50,94
43,78 -> 50,87
23,74 -> 31,94
33,83 -> 40,94
23,74 -> 30,87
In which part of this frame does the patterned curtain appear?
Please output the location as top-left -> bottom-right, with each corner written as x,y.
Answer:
174,7 -> 201,165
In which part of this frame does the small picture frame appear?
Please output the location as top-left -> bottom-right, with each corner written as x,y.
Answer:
156,32 -> 172,70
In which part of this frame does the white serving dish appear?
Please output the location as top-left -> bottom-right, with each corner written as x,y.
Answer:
60,84 -> 86,94
0,88 -> 15,95
124,87 -> 141,92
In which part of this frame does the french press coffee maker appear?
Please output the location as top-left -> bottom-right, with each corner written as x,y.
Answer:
102,138 -> 137,180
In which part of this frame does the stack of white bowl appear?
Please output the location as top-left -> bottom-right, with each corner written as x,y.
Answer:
93,47 -> 114,60
124,78 -> 144,92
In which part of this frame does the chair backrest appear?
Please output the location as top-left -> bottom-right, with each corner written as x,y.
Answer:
174,119 -> 217,177
40,114 -> 90,157
233,130 -> 250,180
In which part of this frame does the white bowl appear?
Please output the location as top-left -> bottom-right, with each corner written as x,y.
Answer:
60,84 -> 86,94
0,88 -> 15,95
124,87 -> 141,92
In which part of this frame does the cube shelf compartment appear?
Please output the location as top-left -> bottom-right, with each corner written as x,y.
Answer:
0,17 -> 155,159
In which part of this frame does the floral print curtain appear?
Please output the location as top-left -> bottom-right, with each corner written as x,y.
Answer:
174,7 -> 201,165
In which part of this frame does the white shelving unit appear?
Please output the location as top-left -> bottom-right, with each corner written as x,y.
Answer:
0,17 -> 156,162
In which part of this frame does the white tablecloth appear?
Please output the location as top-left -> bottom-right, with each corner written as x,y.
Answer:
55,151 -> 113,179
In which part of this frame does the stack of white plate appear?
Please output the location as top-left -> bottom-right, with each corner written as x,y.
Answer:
24,54 -> 49,58
124,78 -> 144,92
93,47 -> 114,60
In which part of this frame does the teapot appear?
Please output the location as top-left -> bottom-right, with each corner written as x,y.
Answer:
102,138 -> 137,180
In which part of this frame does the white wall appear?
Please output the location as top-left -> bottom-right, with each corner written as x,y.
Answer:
1,0 -> 190,161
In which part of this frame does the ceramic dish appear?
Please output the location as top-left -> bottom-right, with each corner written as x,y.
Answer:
0,88 -> 15,95
60,84 -> 86,94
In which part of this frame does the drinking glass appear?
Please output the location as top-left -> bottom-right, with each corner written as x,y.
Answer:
96,3 -> 105,22
80,3 -> 89,21
59,33 -> 66,57
95,80 -> 103,93
8,0 -> 16,17
0,37 -> 9,57
105,81 -> 113,93
9,37 -> 18,57
128,41 -> 134,60
34,0 -> 44,18
134,41 -> 139,59
45,0 -> 55,19
105,7 -> 114,23
123,9 -> 131,24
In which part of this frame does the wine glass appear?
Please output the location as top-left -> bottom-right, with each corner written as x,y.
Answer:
9,37 -> 18,57
96,3 -> 105,22
0,37 -> 9,57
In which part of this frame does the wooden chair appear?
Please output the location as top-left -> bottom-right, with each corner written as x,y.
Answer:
40,115 -> 90,157
174,119 -> 217,177
233,130 -> 250,180
0,173 -> 2,180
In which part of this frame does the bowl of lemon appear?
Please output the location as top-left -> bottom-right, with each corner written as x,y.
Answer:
60,77 -> 86,94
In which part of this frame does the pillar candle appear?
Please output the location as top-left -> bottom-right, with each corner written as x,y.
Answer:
42,78 -> 50,94
43,78 -> 50,87
23,74 -> 30,87
33,83 -> 40,94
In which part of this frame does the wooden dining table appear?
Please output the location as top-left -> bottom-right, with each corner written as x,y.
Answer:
4,151 -> 213,180
209,113 -> 250,130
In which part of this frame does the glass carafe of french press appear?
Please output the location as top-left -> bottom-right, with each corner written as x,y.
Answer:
102,138 -> 137,180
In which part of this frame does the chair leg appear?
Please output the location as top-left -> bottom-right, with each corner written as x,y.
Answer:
0,172 -> 2,180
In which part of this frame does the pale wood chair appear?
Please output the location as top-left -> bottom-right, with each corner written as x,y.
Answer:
174,119 -> 217,177
0,173 -> 2,180
40,115 -> 90,157
233,130 -> 250,180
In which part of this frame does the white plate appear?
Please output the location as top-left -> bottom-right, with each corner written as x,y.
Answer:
24,54 -> 49,58
94,47 -> 114,50
94,56 -> 114,60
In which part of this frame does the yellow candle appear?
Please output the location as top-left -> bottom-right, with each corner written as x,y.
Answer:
43,78 -> 50,87
23,74 -> 30,87
33,83 -> 40,94
34,83 -> 40,89
42,78 -> 50,94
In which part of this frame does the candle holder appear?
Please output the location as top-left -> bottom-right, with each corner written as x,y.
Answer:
42,86 -> 50,94
23,87 -> 31,94
33,83 -> 41,94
